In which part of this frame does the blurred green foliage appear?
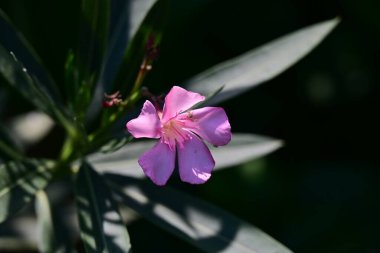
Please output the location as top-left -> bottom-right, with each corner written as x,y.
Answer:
0,0 -> 379,252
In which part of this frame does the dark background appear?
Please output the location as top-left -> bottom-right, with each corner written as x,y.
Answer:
0,0 -> 379,252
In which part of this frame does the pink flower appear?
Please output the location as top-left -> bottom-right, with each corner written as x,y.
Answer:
126,86 -> 231,185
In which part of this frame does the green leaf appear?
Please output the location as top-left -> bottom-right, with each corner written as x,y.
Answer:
89,133 -> 282,178
209,134 -> 283,170
0,46 -> 54,114
113,0 -> 168,94
67,0 -> 110,118
78,0 -> 110,84
8,111 -> 55,148
99,136 -> 133,154
0,9 -> 60,103
106,175 -> 293,253
0,159 -> 55,223
74,162 -> 131,253
125,0 -> 160,41
35,189 -> 73,253
185,18 -> 340,105
87,0 -> 161,122
186,85 -> 224,111
98,0 -> 159,89
35,190 -> 56,253
0,45 -> 77,137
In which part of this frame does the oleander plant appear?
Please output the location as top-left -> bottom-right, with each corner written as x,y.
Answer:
0,0 -> 338,252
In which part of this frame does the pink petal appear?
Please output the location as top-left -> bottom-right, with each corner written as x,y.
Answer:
138,141 -> 175,186
126,100 -> 161,139
162,86 -> 205,122
185,107 -> 231,146
178,134 -> 215,184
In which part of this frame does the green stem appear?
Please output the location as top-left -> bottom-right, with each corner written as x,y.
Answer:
86,54 -> 151,154
87,94 -> 140,152
59,137 -> 75,162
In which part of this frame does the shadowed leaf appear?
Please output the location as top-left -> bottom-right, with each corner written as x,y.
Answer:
0,45 -> 76,135
87,0 -> 164,122
98,0 -> 159,89
78,0 -> 110,84
113,0 -> 168,94
106,175 -> 293,253
0,160 -> 54,223
99,136 -> 133,154
0,46 -> 56,116
66,0 -> 111,119
74,162 -> 131,253
0,9 -> 60,102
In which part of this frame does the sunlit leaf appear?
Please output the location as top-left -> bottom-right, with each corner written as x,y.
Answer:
8,111 -> 55,148
35,190 -> 56,253
0,9 -> 60,102
107,174 -> 293,253
35,189 -> 74,253
185,18 -> 340,104
126,0 -> 160,40
186,85 -> 224,111
89,133 -> 282,178
74,162 -> 131,253
0,160 -> 55,223
210,134 -> 283,170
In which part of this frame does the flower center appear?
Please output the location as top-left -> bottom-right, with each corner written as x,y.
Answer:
161,117 -> 190,150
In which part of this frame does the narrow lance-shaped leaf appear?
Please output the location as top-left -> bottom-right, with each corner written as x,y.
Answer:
74,162 -> 131,253
126,0 -> 160,41
35,190 -> 56,253
113,0 -> 169,94
0,46 -> 77,137
78,0 -> 110,85
88,133 -> 283,178
8,111 -> 55,148
99,136 -> 133,154
0,159 -> 55,223
185,18 -> 340,105
35,189 -> 73,253
0,46 -> 53,114
67,0 -> 110,118
87,0 -> 161,122
87,0 -> 169,128
0,9 -> 61,102
98,0 -> 159,90
106,174 -> 293,253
